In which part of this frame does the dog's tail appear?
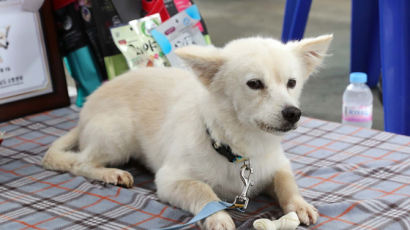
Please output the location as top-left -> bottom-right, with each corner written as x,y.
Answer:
42,127 -> 80,172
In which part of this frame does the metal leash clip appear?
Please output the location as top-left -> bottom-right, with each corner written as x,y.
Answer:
233,160 -> 254,212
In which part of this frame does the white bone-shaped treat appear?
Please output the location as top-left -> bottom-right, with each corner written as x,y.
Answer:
253,212 -> 300,230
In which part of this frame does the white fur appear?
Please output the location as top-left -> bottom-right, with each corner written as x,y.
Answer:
42,35 -> 333,229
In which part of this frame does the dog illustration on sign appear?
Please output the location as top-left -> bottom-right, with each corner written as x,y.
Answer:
0,26 -> 10,63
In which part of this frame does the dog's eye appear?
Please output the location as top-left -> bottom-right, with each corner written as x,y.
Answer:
287,79 -> 296,89
247,79 -> 264,90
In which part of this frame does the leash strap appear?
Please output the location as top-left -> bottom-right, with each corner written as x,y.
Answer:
157,201 -> 234,230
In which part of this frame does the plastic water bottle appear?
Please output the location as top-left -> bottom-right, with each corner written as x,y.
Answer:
342,72 -> 373,128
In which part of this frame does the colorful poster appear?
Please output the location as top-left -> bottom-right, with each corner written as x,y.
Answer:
150,5 -> 206,68
111,13 -> 169,69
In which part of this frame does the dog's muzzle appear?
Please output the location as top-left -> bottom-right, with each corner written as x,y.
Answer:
256,107 -> 301,134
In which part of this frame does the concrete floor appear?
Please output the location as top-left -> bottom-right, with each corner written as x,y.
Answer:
196,0 -> 384,130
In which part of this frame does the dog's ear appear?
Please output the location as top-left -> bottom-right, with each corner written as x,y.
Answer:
290,34 -> 333,77
175,45 -> 225,86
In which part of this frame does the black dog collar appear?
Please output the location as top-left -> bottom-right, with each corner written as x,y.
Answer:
206,128 -> 245,163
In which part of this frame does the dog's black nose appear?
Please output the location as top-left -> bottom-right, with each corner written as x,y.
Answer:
281,106 -> 301,124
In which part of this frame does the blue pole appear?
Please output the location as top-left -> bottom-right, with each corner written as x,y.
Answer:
378,0 -> 410,135
281,0 -> 312,43
350,0 -> 380,88
282,0 -> 297,43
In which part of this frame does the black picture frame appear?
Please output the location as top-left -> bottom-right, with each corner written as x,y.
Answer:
0,0 -> 70,122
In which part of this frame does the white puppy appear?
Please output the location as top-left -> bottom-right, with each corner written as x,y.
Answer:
42,34 -> 333,229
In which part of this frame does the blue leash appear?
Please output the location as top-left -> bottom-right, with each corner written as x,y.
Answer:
158,161 -> 254,229
157,201 -> 235,230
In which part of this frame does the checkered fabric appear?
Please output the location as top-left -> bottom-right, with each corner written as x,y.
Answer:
0,105 -> 409,230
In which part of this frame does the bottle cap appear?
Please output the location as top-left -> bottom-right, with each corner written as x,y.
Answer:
350,72 -> 367,83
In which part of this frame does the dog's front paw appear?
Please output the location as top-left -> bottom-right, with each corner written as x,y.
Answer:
203,210 -> 235,230
284,196 -> 318,225
102,169 -> 134,188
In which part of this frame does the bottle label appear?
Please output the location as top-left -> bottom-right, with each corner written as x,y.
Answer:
342,105 -> 373,122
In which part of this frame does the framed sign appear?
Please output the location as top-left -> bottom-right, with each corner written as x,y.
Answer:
0,0 -> 69,122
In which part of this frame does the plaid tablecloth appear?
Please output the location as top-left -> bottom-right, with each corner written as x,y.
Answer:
0,105 -> 409,230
